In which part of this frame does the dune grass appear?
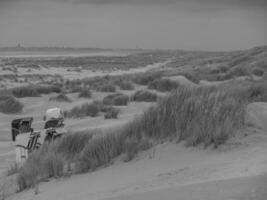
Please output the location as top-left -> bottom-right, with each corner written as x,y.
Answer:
132,90 -> 157,102
64,102 -> 99,118
97,84 -> 116,92
103,93 -> 129,106
175,72 -> 200,84
16,131 -> 94,190
15,85 -> 248,191
17,143 -> 65,190
92,100 -> 120,118
116,80 -> 135,90
104,107 -> 120,119
6,163 -> 19,176
11,85 -> 62,98
35,85 -> 62,94
225,80 -> 267,103
133,72 -> 162,85
0,95 -> 23,114
252,67 -> 265,76
49,93 -> 72,102
148,78 -> 179,92
11,86 -> 39,98
246,82 -> 267,102
78,88 -> 92,98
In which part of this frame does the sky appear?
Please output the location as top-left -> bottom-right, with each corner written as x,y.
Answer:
0,0 -> 266,51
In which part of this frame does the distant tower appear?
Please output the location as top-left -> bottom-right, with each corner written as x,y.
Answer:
17,43 -> 22,48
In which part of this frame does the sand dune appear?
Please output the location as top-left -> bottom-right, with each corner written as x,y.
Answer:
0,88 -> 153,175
7,102 -> 267,200
106,174 -> 267,200
8,133 -> 267,200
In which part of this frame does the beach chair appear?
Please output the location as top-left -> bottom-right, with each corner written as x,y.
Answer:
44,108 -> 66,141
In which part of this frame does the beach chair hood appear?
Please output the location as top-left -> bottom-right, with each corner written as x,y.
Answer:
11,117 -> 33,142
45,108 -> 64,120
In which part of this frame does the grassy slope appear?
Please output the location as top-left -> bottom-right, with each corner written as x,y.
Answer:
15,84 -> 249,190
166,45 -> 267,82
1,45 -> 267,194
8,128 -> 267,200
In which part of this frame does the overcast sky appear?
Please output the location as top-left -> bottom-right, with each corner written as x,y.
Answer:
0,0 -> 266,51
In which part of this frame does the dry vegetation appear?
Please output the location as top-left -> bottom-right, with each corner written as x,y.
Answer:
147,78 -> 179,92
103,93 -> 129,106
0,95 -> 23,114
1,51 -> 170,71
78,88 -> 92,98
104,107 -> 120,119
49,93 -> 72,102
166,46 -> 267,82
11,85 -> 61,98
63,99 -> 122,119
97,84 -> 116,93
64,103 -> 99,118
1,46 -> 267,194
132,72 -> 162,85
14,80 -> 267,190
132,90 -> 158,102
115,80 -> 135,90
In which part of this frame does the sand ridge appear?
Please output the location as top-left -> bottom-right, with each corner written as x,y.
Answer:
7,102 -> 267,200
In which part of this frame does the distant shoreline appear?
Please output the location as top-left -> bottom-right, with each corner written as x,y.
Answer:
0,46 -> 147,52
0,51 -> 131,58
0,47 -> 145,58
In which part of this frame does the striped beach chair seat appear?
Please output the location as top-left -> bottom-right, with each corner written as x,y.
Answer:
27,131 -> 41,152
